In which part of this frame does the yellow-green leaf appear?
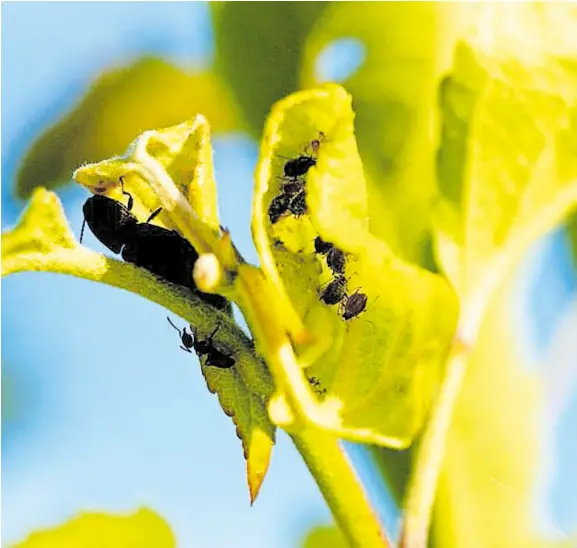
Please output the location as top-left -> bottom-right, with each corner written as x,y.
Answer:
10,508 -> 175,548
435,3 -> 577,306
431,4 -> 577,547
201,354 -> 275,503
74,115 -> 220,234
2,188 -> 76,276
17,58 -> 239,198
300,3 -> 468,265
254,84 -> 458,447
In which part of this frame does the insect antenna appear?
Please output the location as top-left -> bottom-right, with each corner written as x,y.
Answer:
166,316 -> 183,338
79,218 -> 87,244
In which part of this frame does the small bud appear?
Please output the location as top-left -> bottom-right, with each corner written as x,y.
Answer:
194,253 -> 223,293
268,393 -> 295,427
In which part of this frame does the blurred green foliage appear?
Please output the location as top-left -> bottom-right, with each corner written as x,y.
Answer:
10,509 -> 175,548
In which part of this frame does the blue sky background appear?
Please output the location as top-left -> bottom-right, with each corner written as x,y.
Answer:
2,3 -> 576,547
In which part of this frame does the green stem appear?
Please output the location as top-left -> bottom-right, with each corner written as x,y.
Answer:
291,428 -> 391,548
399,338 -> 469,548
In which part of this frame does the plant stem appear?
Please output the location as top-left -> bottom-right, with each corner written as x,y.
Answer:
399,338 -> 470,548
291,428 -> 392,548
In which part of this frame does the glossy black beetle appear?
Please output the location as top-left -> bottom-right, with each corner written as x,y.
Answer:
81,179 -> 228,311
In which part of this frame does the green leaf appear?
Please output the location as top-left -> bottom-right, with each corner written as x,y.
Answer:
16,58 -> 240,199
10,508 -> 175,548
201,359 -> 275,503
2,188 -> 76,270
300,3 -> 468,264
430,4 -> 577,546
210,2 -> 329,136
253,84 -> 458,447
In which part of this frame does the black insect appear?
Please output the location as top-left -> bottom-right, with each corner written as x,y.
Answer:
314,236 -> 334,255
287,189 -> 307,217
80,183 -> 142,253
81,179 -> 228,311
308,376 -> 326,395
283,155 -> 316,180
326,247 -> 346,275
320,275 -> 348,306
268,194 -> 292,224
282,180 -> 304,196
310,132 -> 325,154
340,290 -> 368,321
167,318 -> 235,369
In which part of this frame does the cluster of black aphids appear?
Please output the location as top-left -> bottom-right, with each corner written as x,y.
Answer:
268,135 -> 323,225
80,177 -> 228,312
308,376 -> 327,396
315,236 -> 368,321
167,317 -> 235,369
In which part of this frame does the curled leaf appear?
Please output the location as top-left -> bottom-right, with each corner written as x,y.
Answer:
254,84 -> 458,447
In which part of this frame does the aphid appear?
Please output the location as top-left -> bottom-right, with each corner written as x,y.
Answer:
310,132 -> 325,154
326,247 -> 346,275
287,189 -> 307,217
314,236 -> 334,255
308,376 -> 327,396
268,194 -> 292,224
167,319 -> 235,369
82,178 -> 228,310
282,180 -> 304,196
283,155 -> 316,180
320,275 -> 348,306
341,290 -> 368,321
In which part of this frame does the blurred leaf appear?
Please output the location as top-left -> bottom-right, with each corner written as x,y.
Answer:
435,4 -> 577,300
300,3 -> 468,265
17,58 -> 240,199
10,508 -> 175,548
431,4 -> 577,547
434,246 -> 577,548
253,84 -> 458,447
211,2 -> 329,136
300,524 -> 348,548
